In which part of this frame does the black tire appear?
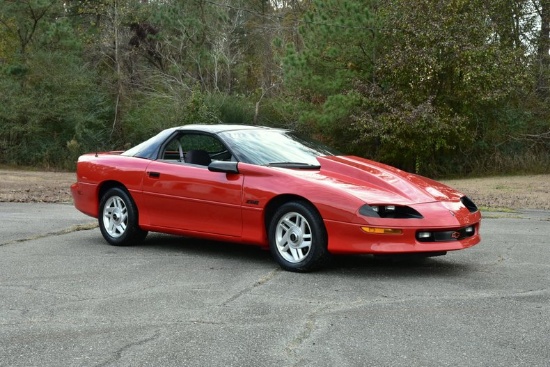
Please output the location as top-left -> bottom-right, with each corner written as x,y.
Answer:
98,187 -> 148,246
268,201 -> 331,272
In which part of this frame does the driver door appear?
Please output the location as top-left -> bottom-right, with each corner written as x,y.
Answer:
140,132 -> 243,238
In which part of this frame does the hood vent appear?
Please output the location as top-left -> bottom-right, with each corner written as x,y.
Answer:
460,196 -> 478,213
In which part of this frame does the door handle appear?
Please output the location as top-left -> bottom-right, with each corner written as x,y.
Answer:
147,171 -> 160,178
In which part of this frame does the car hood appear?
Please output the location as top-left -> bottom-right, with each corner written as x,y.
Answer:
305,156 -> 465,205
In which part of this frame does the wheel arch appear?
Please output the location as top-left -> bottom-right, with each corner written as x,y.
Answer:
97,181 -> 148,246
265,194 -> 331,272
98,180 -> 128,203
263,194 -> 324,234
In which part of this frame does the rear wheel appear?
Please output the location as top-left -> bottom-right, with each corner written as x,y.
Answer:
268,201 -> 330,272
98,187 -> 148,246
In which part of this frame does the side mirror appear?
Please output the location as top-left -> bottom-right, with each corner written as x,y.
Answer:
208,161 -> 239,174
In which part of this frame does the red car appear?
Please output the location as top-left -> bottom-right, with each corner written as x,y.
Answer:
71,124 -> 481,272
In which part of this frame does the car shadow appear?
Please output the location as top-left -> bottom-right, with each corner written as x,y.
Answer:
135,233 -> 273,263
325,253 -> 472,278
124,233 -> 474,278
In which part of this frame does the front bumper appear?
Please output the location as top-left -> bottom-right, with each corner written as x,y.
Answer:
325,219 -> 481,255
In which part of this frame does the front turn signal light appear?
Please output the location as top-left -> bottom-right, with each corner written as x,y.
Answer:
361,227 -> 403,235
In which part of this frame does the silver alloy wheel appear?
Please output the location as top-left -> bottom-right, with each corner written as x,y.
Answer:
275,211 -> 312,263
102,195 -> 128,238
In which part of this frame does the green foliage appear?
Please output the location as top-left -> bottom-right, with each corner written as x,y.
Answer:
214,94 -> 255,125
0,2 -> 109,169
283,0 -> 548,176
350,0 -> 530,173
184,86 -> 220,125
0,0 -> 548,175
378,0 -> 526,106
284,0 -> 377,96
122,84 -> 220,146
370,0 -> 546,175
283,0 -> 379,149
0,51 -> 110,168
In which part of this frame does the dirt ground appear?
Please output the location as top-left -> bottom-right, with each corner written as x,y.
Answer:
443,175 -> 550,211
0,169 -> 549,210
0,169 -> 76,204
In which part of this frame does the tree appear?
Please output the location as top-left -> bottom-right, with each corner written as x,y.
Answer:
534,0 -> 550,97
355,0 -> 528,173
0,0 -> 109,168
283,0 -> 379,144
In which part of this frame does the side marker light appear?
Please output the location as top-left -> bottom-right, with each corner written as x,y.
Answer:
361,227 -> 403,235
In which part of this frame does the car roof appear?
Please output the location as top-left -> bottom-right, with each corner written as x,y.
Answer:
176,124 -> 284,134
123,124 -> 289,160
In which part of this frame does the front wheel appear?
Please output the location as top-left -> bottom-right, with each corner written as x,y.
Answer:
98,187 -> 148,246
268,201 -> 330,272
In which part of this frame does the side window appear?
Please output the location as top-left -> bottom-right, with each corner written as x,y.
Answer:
180,134 -> 225,153
161,133 -> 233,165
161,137 -> 184,161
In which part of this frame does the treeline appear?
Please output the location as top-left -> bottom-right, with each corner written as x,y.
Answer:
1,0 -> 549,177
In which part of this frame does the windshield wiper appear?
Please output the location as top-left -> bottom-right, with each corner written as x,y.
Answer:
266,162 -> 321,169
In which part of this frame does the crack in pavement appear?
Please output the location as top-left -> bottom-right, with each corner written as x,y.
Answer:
0,222 -> 97,247
220,267 -> 281,306
305,288 -> 550,315
284,304 -> 333,367
0,283 -> 170,317
280,286 -> 550,365
284,314 -> 316,365
95,330 -> 162,367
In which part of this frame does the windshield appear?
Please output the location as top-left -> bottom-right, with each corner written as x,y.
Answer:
219,129 -> 337,166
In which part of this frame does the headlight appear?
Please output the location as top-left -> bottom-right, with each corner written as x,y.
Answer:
359,205 -> 423,219
359,205 -> 380,217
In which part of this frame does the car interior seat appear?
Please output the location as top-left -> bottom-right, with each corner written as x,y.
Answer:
185,149 -> 212,166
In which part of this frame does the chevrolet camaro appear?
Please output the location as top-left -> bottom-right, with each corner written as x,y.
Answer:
71,124 -> 481,272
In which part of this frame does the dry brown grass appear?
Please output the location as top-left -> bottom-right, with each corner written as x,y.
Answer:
442,175 -> 550,211
1,169 -> 549,210
0,169 -> 75,203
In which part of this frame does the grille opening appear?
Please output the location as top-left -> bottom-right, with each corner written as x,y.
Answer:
416,225 -> 476,242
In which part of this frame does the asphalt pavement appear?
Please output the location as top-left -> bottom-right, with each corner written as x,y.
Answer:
1,203 -> 549,367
